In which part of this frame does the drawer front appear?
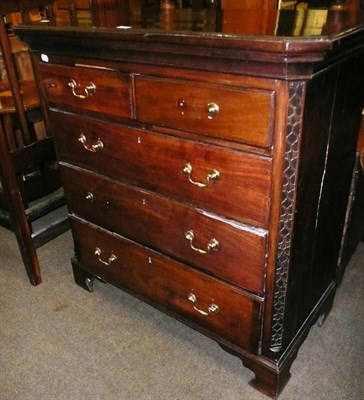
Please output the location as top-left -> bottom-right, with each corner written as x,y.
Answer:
71,216 -> 263,353
135,76 -> 274,148
61,165 -> 267,294
38,63 -> 131,118
51,111 -> 272,228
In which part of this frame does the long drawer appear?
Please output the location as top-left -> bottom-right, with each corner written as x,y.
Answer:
70,216 -> 263,353
38,63 -> 131,119
135,75 -> 275,148
51,110 -> 272,228
61,164 -> 268,294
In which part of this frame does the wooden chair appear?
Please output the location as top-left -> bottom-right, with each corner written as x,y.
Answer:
0,0 -> 69,285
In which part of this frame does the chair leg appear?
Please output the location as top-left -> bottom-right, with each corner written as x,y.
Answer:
0,120 -> 41,285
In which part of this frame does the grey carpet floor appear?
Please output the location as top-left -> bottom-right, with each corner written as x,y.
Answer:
0,226 -> 363,400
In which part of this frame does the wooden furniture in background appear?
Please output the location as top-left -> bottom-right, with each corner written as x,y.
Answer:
54,0 -> 92,26
16,4 -> 363,398
89,0 -> 130,27
221,0 -> 274,8
0,0 -> 69,285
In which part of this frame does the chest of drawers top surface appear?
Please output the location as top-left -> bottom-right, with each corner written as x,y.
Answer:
15,7 -> 364,79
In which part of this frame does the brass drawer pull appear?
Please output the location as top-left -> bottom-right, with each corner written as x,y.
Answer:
207,102 -> 219,119
187,293 -> 220,316
182,162 -> 220,188
85,192 -> 94,202
94,247 -> 117,266
68,78 -> 96,99
78,133 -> 104,152
184,230 -> 219,255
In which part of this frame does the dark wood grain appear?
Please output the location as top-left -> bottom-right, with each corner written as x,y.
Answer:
50,110 -> 272,228
70,216 -> 263,353
38,62 -> 131,119
135,75 -> 275,148
62,164 -> 268,294
16,8 -> 364,398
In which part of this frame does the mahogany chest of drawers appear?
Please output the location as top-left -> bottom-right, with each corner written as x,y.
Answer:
16,7 -> 364,399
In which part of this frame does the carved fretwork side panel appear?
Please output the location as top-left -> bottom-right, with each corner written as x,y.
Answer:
270,81 -> 306,353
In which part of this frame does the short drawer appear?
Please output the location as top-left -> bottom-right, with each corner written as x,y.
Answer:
71,216 -> 263,353
38,63 -> 131,119
135,76 -> 274,148
51,111 -> 272,228
61,164 -> 267,294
